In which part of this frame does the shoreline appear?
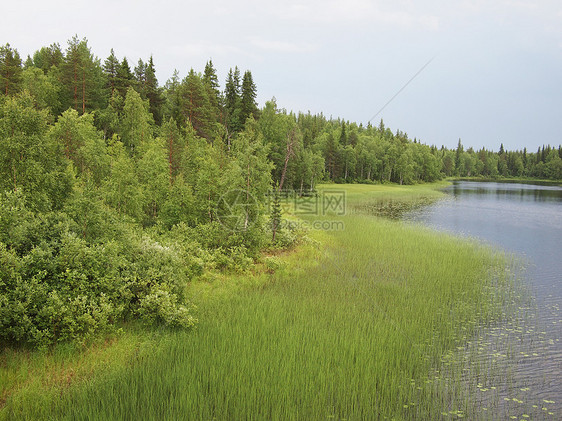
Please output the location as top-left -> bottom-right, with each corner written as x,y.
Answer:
1,182 -> 512,420
450,176 -> 562,187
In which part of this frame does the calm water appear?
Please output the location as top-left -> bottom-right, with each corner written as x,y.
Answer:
406,181 -> 562,419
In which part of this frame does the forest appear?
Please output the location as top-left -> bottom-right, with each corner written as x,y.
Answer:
1,36 -> 561,348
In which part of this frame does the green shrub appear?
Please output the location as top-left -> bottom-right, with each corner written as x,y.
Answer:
0,193 -> 196,348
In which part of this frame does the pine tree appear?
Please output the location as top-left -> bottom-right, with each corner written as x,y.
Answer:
0,44 -> 23,96
61,36 -> 104,114
161,117 -> 185,182
179,69 -> 215,140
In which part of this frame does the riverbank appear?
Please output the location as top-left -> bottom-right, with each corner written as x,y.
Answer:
1,182 -> 512,420
451,176 -> 562,187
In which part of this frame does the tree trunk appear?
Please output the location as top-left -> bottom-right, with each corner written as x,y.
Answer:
82,67 -> 86,114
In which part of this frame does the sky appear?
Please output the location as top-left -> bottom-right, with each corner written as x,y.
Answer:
3,0 -> 562,151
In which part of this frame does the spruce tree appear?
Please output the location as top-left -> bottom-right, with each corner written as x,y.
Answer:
455,138 -> 463,174
203,60 -> 221,104
103,49 -> 120,96
144,56 -> 164,125
224,67 -> 242,134
115,57 -> 133,99
339,121 -> 347,146
134,58 -> 147,94
203,60 -> 223,125
240,70 -> 258,126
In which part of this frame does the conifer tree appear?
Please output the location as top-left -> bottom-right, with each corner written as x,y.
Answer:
61,36 -> 104,114
163,69 -> 182,125
134,58 -> 147,93
203,60 -> 221,105
224,67 -> 242,134
115,57 -> 134,99
144,56 -> 164,125
240,70 -> 258,126
339,121 -> 347,146
324,132 -> 340,179
103,49 -> 120,96
161,117 -> 185,182
203,60 -> 223,126
0,44 -> 23,96
180,69 -> 215,140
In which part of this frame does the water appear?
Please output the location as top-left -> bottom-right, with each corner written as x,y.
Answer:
406,181 -> 562,419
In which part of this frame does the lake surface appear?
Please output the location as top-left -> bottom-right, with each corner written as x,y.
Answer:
406,181 -> 562,418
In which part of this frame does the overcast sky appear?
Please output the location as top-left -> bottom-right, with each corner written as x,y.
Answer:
3,0 -> 561,151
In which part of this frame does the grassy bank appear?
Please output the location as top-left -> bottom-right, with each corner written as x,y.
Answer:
1,182 -> 511,420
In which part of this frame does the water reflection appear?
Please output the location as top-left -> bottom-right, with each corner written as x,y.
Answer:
448,181 -> 562,203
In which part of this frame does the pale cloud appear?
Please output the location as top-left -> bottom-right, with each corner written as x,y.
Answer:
166,43 -> 246,60
249,38 -> 318,54
3,0 -> 561,150
277,0 -> 440,31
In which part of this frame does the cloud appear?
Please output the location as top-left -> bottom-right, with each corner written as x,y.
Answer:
249,38 -> 318,53
278,0 -> 440,31
165,43 -> 247,60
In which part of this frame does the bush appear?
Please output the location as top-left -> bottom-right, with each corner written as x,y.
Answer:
0,193 -> 196,348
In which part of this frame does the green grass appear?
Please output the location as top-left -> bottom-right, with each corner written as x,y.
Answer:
1,182 -> 512,420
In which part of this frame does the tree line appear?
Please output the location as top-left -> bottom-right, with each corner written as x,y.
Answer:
0,37 -> 560,347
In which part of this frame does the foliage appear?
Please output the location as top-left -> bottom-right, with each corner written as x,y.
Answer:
0,36 -> 559,350
0,191 -> 196,348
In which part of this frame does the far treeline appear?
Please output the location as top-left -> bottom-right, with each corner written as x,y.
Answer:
0,37 -> 560,348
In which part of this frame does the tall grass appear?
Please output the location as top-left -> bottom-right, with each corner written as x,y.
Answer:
1,183 -> 511,420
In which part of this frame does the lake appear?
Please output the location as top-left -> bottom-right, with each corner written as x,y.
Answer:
406,181 -> 562,418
